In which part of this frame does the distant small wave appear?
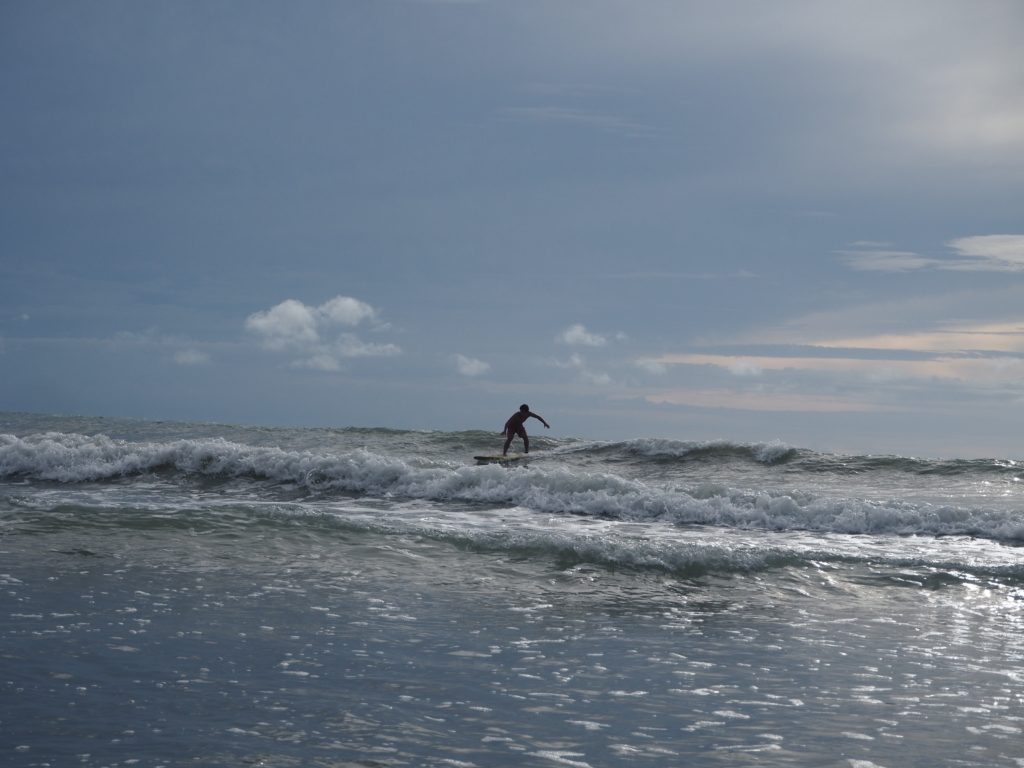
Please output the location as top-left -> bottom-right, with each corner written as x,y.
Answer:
334,518 -> 1024,582
560,438 -> 1024,476
794,453 -> 1024,477
556,438 -> 799,465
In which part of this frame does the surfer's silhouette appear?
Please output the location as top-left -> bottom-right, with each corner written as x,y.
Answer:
502,404 -> 549,455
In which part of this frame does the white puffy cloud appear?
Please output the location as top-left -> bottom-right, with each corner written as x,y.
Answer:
293,353 -> 342,372
557,323 -> 607,347
335,334 -> 401,359
454,354 -> 490,377
245,299 -> 319,350
245,295 -> 400,370
318,296 -> 377,326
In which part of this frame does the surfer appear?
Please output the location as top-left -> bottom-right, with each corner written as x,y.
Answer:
502,404 -> 549,456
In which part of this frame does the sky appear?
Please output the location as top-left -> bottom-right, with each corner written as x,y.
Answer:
2,0 -> 1024,457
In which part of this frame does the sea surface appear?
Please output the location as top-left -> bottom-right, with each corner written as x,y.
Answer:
2,412 -> 1024,767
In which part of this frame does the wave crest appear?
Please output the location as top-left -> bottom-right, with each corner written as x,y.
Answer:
3,432 -> 1023,542
562,438 -> 798,465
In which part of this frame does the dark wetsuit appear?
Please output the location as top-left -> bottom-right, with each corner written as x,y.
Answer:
503,414 -> 529,439
502,409 -> 548,455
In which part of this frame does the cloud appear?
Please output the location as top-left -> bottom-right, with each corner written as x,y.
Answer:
245,299 -> 319,351
174,349 -> 209,366
245,295 -> 400,370
651,315 -> 1024,401
652,352 -> 1009,384
839,250 -> 938,272
293,353 -> 343,372
813,321 -> 1024,355
635,358 -> 668,375
454,354 -> 490,376
840,235 -> 1024,273
947,235 -> 1024,271
581,370 -> 612,386
335,334 -> 401,358
318,296 -> 377,325
531,2 -> 1024,175
553,353 -> 586,370
557,323 -> 608,347
646,309 -> 1024,417
727,359 -> 763,377
99,330 -> 219,368
551,352 -> 612,387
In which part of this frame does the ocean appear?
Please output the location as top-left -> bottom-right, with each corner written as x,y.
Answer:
2,412 -> 1023,768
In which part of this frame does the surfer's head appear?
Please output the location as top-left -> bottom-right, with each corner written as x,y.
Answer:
520,404 -> 530,412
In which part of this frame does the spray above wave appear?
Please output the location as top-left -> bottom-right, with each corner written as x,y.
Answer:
3,431 -> 1024,542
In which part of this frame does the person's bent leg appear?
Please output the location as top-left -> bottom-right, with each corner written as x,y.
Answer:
523,434 -> 530,454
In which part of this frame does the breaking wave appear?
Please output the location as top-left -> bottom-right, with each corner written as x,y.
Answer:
4,431 -> 1024,542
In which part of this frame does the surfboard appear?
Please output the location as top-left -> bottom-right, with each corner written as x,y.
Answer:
474,454 -> 530,464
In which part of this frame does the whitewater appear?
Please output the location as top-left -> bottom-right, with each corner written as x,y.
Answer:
2,412 -> 1024,767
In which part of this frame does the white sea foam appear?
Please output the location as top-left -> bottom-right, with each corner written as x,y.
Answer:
2,432 -> 1024,543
